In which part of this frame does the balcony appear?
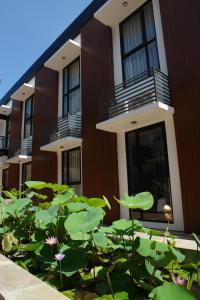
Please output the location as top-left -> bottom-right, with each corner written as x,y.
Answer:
96,69 -> 174,133
41,114 -> 82,152
0,136 -> 8,156
7,137 -> 32,164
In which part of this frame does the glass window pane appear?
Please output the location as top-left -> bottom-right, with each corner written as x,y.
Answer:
124,48 -> 147,81
68,149 -> 81,184
63,95 -> 68,115
24,119 -> 32,138
126,123 -> 172,223
2,169 -> 8,190
69,59 -> 80,89
144,2 -> 156,41
122,13 -> 143,54
68,89 -> 80,114
63,68 -> 68,95
25,163 -> 32,181
0,119 -> 7,136
148,41 -> 159,69
62,151 -> 68,184
25,98 -> 32,119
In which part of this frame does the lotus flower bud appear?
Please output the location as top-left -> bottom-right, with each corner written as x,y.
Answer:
164,213 -> 172,222
163,204 -> 172,213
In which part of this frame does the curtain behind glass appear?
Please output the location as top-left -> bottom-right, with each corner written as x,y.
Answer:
122,13 -> 142,54
69,60 -> 80,89
124,48 -> 147,80
68,149 -> 81,184
144,2 -> 156,41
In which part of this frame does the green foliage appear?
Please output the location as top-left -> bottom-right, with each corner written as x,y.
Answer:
115,192 -> 153,210
0,181 -> 197,299
149,282 -> 195,300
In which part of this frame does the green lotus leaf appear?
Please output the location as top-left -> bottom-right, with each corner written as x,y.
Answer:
52,190 -> 74,205
149,282 -> 195,300
64,208 -> 105,239
92,230 -> 109,248
61,248 -> 88,277
67,202 -> 90,212
115,192 -> 154,210
25,181 -> 48,190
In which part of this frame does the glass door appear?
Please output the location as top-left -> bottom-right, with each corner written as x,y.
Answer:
126,122 -> 172,222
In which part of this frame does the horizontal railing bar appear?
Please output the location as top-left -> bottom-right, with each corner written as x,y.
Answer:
99,68 -> 172,122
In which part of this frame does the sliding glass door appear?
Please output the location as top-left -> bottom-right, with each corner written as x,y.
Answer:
126,122 -> 172,222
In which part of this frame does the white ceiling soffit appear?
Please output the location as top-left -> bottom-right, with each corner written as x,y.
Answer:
6,155 -> 32,164
94,0 -> 146,27
0,105 -> 11,115
11,83 -> 35,102
44,39 -> 81,71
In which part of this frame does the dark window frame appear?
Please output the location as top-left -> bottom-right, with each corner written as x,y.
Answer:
125,121 -> 173,223
119,0 -> 160,82
62,147 -> 81,186
24,96 -> 33,138
62,57 -> 80,115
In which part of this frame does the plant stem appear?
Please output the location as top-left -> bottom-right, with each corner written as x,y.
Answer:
107,271 -> 115,300
163,219 -> 170,243
59,261 -> 63,290
131,216 -> 134,257
91,233 -> 96,281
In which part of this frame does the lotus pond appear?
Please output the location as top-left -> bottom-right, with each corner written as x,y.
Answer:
0,181 -> 199,299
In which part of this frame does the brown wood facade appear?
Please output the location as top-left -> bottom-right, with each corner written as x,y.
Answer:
81,18 -> 120,223
31,67 -> 58,183
7,100 -> 23,190
160,0 -> 200,233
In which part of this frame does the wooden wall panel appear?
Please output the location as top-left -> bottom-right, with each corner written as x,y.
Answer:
7,100 -> 22,190
31,67 -> 58,183
81,18 -> 119,223
160,0 -> 200,233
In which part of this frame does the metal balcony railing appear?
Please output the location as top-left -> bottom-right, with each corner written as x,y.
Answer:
99,68 -> 171,122
9,137 -> 32,158
50,113 -> 82,143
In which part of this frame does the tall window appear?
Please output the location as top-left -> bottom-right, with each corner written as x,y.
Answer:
62,148 -> 81,186
22,162 -> 32,190
63,58 -> 80,115
24,97 -> 33,138
120,1 -> 159,81
126,122 -> 172,222
2,169 -> 8,191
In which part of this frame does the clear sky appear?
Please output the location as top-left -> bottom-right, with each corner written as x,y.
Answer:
0,0 -> 92,99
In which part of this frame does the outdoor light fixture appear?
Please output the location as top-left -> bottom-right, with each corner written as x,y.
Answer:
131,121 -> 137,125
22,92 -> 26,96
122,1 -> 128,7
61,56 -> 66,60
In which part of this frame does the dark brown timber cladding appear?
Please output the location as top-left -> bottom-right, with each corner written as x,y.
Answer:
32,67 -> 58,183
81,17 -> 119,223
7,100 -> 23,190
160,0 -> 200,233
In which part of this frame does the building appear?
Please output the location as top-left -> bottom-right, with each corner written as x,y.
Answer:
0,0 -> 200,233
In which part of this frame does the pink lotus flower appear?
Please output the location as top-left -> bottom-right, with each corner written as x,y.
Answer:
172,274 -> 186,286
3,199 -> 11,205
54,253 -> 65,261
45,236 -> 58,246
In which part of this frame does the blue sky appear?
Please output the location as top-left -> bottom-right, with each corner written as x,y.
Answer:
0,0 -> 92,99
